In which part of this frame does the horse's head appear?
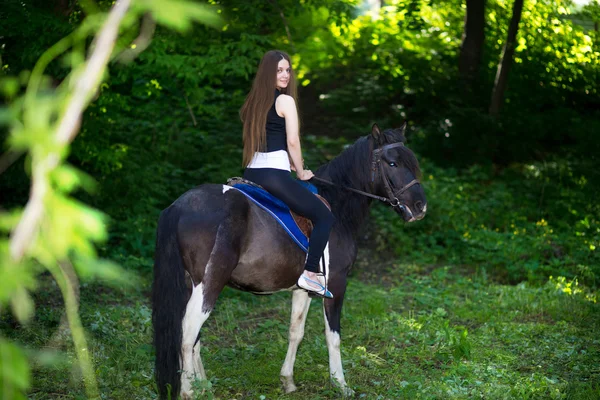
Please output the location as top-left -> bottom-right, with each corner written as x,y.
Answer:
370,123 -> 427,222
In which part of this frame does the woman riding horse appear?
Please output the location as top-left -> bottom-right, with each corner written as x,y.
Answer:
240,50 -> 334,298
152,52 -> 427,400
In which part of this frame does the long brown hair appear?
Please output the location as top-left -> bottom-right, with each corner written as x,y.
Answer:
240,50 -> 299,167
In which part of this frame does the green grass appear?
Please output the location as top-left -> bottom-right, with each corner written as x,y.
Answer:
3,256 -> 599,400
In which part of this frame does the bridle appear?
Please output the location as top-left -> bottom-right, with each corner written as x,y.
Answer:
372,142 -> 420,207
311,141 -> 421,209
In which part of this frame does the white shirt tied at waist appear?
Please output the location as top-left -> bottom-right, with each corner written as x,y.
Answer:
246,150 -> 291,171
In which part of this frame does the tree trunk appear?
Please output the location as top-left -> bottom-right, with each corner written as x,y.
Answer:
489,0 -> 524,117
459,0 -> 487,89
47,261 -> 80,348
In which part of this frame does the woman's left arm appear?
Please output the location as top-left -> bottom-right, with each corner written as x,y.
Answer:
278,95 -> 312,180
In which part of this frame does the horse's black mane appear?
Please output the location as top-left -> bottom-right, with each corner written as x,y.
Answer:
315,128 -> 420,236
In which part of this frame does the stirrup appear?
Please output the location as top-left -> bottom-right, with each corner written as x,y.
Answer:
297,272 -> 333,299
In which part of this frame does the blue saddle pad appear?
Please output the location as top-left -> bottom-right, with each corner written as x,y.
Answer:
230,181 -> 318,253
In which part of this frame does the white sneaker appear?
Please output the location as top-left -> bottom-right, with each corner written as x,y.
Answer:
297,271 -> 333,299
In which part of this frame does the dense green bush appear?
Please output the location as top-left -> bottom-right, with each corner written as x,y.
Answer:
2,0 -> 597,286
370,156 -> 599,286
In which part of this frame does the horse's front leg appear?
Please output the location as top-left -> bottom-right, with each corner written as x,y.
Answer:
280,289 -> 312,393
323,276 -> 355,397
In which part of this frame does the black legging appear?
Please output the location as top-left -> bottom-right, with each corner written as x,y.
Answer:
243,168 -> 334,273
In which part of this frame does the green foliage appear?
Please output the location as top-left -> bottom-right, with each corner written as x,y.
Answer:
371,156 -> 600,286
292,0 -> 600,165
136,0 -> 223,31
0,0 -> 222,398
0,0 -> 598,398
191,378 -> 214,399
0,338 -> 31,399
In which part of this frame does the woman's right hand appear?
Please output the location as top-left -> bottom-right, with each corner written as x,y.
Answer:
297,169 -> 314,181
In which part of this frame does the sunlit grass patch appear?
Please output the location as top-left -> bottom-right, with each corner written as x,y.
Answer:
2,266 -> 598,399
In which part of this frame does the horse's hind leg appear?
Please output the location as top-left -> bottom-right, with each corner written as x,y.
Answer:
180,213 -> 243,399
280,289 -> 312,393
180,283 -> 211,399
192,340 -> 206,379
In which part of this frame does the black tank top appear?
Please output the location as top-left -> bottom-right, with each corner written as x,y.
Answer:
266,89 -> 287,151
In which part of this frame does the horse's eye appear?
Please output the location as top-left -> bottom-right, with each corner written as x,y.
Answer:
388,162 -> 397,167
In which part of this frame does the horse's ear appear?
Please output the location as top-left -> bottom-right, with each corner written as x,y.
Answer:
371,123 -> 384,145
396,121 -> 408,142
399,121 -> 407,134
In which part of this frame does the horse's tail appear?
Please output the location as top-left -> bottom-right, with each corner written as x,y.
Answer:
152,205 -> 187,400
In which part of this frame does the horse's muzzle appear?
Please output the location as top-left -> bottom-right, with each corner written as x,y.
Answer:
414,202 -> 427,220
396,202 -> 427,222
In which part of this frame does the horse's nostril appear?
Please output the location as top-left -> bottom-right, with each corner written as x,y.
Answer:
415,201 -> 423,212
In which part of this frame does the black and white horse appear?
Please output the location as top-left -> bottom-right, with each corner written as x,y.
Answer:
152,124 -> 427,399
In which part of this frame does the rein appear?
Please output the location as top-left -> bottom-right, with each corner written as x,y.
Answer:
311,176 -> 390,202
311,142 -> 420,208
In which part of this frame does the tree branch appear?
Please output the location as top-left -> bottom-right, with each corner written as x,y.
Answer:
115,12 -> 156,64
184,93 -> 197,126
10,0 -> 132,261
269,0 -> 296,52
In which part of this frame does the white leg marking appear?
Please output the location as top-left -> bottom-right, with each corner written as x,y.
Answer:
280,290 -> 311,393
321,241 -> 330,284
192,340 -> 206,380
180,283 -> 211,399
306,240 -> 330,283
323,304 -> 354,397
222,185 -> 233,193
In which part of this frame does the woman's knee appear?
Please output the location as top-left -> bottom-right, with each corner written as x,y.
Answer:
318,208 -> 335,228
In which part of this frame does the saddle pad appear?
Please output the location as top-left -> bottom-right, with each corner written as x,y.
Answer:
229,182 -> 319,252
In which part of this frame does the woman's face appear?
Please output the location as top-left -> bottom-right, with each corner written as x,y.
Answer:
276,58 -> 290,90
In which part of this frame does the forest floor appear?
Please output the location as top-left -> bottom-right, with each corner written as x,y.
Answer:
3,244 -> 600,400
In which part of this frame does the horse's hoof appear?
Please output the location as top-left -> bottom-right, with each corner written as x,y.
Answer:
330,378 -> 355,397
341,386 -> 355,398
180,391 -> 193,400
280,375 -> 297,393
